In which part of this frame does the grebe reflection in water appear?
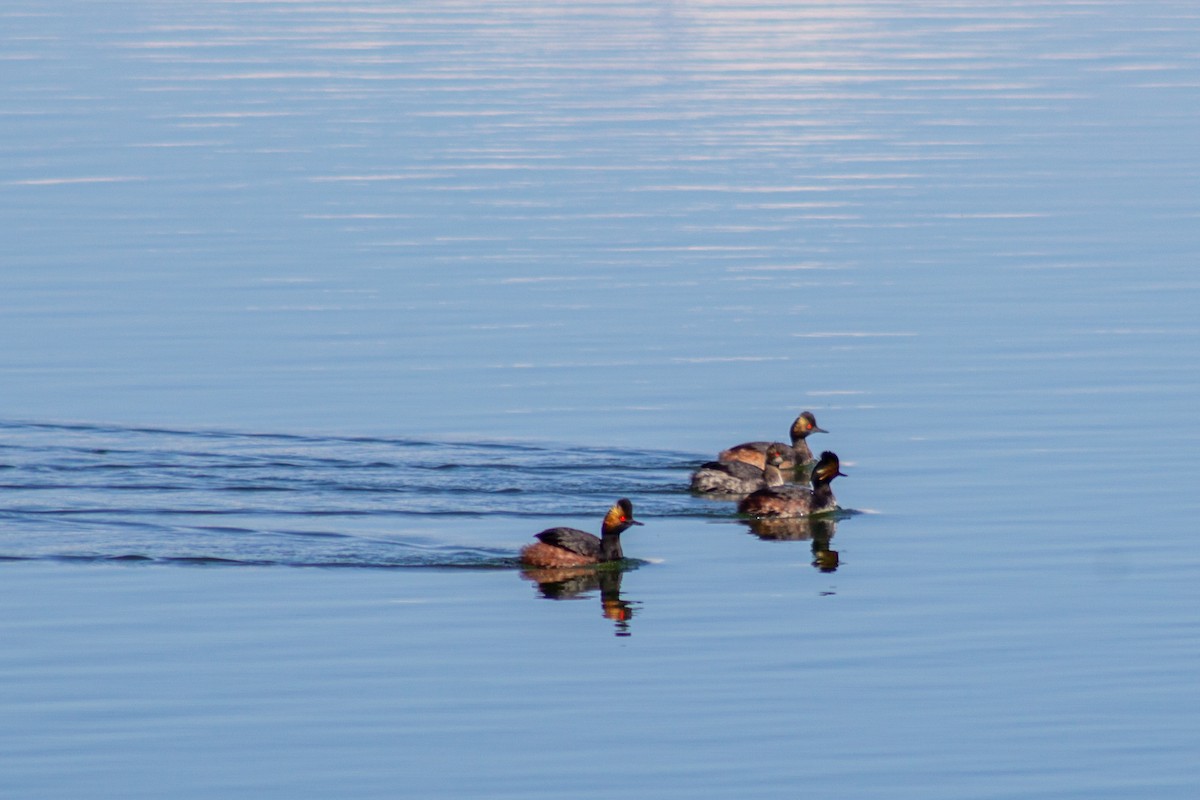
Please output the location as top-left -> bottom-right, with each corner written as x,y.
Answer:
520,566 -> 639,636
743,515 -> 841,573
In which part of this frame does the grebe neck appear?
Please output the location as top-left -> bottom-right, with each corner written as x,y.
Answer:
598,523 -> 625,561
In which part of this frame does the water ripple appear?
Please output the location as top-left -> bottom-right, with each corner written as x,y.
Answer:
0,420 -> 714,567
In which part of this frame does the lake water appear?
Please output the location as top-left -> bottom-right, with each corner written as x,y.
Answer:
2,1 -> 1199,797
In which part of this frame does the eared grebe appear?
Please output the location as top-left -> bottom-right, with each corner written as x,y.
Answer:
737,451 -> 845,518
720,411 -> 827,471
690,444 -> 786,496
519,498 -> 643,568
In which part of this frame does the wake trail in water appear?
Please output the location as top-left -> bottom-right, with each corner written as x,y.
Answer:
0,420 -> 721,567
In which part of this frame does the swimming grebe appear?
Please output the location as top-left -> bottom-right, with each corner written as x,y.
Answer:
690,444 -> 786,496
519,498 -> 643,568
720,410 -> 827,471
737,451 -> 844,518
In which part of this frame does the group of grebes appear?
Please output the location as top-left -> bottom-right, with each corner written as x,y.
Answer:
519,411 -> 845,568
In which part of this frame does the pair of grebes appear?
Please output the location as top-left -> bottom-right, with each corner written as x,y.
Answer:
520,411 -> 843,568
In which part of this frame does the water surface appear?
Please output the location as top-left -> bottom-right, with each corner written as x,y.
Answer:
2,1 -> 1199,798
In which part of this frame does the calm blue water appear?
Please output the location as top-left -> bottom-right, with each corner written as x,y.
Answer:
3,2 -> 1199,798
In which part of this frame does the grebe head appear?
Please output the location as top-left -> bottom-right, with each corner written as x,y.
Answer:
765,444 -> 787,467
602,498 -> 644,535
790,411 -> 828,441
812,451 -> 846,484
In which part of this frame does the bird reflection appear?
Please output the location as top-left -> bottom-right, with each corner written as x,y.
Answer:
520,565 -> 638,636
742,515 -> 840,572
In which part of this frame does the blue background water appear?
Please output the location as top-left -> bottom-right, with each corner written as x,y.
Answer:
2,2 -> 1199,798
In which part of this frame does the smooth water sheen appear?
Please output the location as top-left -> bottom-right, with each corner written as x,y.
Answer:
2,2 -> 1199,798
